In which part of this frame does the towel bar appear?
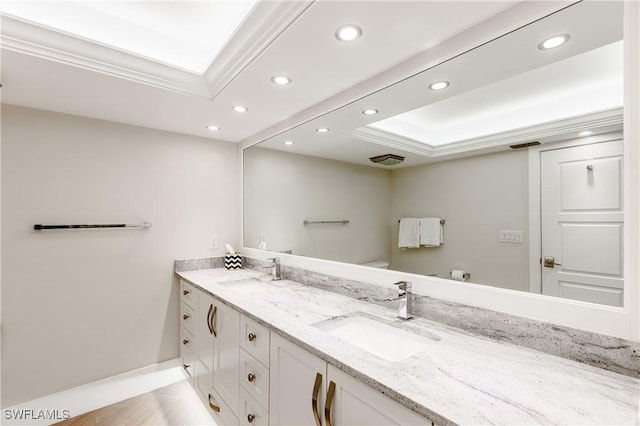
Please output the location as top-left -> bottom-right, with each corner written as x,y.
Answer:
398,219 -> 445,224
303,220 -> 349,225
34,222 -> 152,230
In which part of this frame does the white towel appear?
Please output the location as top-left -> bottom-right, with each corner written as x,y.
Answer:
420,218 -> 444,247
398,218 -> 420,248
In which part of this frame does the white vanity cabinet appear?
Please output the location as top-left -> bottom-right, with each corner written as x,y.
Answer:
270,333 -> 431,426
239,316 -> 271,425
211,299 -> 241,418
326,366 -> 429,426
181,278 -> 432,426
195,291 -> 214,403
179,280 -> 240,425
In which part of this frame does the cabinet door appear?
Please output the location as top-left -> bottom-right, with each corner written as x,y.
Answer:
213,299 -> 241,415
270,333 -> 326,426
195,291 -> 215,401
326,365 -> 429,426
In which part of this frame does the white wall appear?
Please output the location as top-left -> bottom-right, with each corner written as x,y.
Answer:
243,147 -> 391,264
390,150 -> 529,291
1,105 -> 239,406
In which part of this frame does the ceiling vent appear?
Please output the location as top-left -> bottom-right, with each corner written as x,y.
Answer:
510,141 -> 541,149
369,153 -> 405,166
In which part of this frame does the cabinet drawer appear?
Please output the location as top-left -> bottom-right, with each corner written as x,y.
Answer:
180,302 -> 195,334
207,388 -> 239,426
239,387 -> 268,426
180,280 -> 196,308
239,349 -> 269,410
180,327 -> 195,381
240,315 -> 270,367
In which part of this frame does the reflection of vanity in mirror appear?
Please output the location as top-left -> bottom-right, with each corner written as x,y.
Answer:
244,1 -> 625,307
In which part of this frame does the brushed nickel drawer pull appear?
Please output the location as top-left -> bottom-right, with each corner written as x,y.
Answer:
312,372 -> 322,426
183,314 -> 190,320
247,373 -> 256,383
183,289 -> 190,296
247,414 -> 255,423
183,364 -> 190,370
248,332 -> 256,342
208,394 -> 221,413
182,339 -> 189,345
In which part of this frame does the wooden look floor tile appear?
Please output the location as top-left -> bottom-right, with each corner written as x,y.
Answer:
54,380 -> 215,426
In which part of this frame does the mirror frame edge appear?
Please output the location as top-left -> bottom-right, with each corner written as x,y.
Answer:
238,1 -> 640,342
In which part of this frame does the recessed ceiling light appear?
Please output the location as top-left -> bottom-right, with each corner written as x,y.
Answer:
579,130 -> 594,137
538,34 -> 571,50
271,75 -> 292,85
429,81 -> 450,91
206,125 -> 220,131
316,128 -> 330,133
283,140 -> 295,146
335,24 -> 362,42
362,109 -> 378,116
232,105 -> 248,113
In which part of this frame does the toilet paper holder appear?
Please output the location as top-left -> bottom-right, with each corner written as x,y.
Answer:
450,270 -> 471,281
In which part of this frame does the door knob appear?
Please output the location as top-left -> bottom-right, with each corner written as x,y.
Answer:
543,256 -> 562,268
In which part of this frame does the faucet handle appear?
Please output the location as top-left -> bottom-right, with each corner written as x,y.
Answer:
394,281 -> 411,291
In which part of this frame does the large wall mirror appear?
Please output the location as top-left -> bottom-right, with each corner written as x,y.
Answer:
243,1 -> 625,307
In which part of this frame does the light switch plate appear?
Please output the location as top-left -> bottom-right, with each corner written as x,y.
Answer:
499,230 -> 523,244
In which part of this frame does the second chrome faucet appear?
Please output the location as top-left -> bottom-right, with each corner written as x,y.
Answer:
388,281 -> 413,320
263,257 -> 282,280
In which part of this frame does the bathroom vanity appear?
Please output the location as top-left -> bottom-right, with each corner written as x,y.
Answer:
175,259 -> 639,425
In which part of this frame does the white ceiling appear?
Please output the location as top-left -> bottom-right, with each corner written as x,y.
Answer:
369,41 -> 623,147
253,0 -> 624,168
0,1 -> 518,143
0,0 -> 258,73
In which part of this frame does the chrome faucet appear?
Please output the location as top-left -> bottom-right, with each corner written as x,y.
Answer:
263,257 -> 282,280
387,281 -> 413,320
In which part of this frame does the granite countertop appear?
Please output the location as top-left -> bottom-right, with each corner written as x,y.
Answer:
176,268 -> 640,425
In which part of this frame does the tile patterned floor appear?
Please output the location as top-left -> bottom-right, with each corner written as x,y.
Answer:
54,381 -> 216,425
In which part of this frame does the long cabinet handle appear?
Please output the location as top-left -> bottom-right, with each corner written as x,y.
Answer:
324,380 -> 336,426
208,394 -> 221,413
312,372 -> 323,426
211,305 -> 218,337
207,304 -> 214,335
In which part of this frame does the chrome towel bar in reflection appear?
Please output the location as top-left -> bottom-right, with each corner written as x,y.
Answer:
34,222 -> 152,231
303,220 -> 350,225
398,219 -> 445,224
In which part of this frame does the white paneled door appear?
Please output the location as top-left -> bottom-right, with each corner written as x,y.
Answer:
541,140 -> 624,306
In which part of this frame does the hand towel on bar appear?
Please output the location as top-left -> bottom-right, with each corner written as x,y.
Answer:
398,218 -> 421,248
420,218 -> 444,247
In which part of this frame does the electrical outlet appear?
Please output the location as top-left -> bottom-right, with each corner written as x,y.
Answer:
209,234 -> 218,250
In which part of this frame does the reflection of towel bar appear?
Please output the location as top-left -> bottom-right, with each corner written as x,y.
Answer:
303,220 -> 349,225
398,219 -> 445,224
34,222 -> 152,230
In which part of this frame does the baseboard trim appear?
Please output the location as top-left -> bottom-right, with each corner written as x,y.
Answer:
2,358 -> 185,425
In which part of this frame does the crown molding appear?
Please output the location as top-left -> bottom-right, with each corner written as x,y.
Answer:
349,107 -> 624,158
202,1 -> 315,100
0,14 -> 211,98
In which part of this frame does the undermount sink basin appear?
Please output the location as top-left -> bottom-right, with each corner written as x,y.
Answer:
316,315 -> 432,362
